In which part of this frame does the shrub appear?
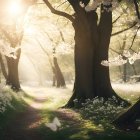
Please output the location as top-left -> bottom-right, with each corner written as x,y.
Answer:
77,97 -> 125,123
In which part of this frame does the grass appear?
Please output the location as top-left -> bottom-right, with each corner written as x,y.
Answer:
1,84 -> 140,140
37,84 -> 140,140
0,88 -> 27,135
39,111 -> 140,140
39,109 -> 140,140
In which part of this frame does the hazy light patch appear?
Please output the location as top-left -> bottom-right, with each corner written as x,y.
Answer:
7,0 -> 23,17
19,54 -> 39,83
19,38 -> 53,85
112,83 -> 140,102
24,27 -> 36,35
112,83 -> 140,93
17,3 -> 74,87
21,85 -> 72,110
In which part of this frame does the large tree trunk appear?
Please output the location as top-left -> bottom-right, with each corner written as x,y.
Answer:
65,9 -> 97,107
65,4 -> 129,108
43,0 -> 130,108
93,5 -> 127,103
93,5 -> 113,98
6,49 -> 21,91
123,63 -> 127,82
53,57 -> 66,88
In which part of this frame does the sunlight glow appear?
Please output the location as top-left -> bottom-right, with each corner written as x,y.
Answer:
8,0 -> 23,17
25,27 -> 35,35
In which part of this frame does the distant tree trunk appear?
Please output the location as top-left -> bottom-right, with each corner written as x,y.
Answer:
123,63 -> 127,82
52,66 -> 56,86
65,3 -> 129,107
0,53 -> 8,80
6,49 -> 21,91
113,99 -> 140,126
53,57 -> 66,88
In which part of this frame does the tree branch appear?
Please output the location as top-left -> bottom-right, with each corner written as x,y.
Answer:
134,0 -> 140,19
35,37 -> 53,68
43,0 -> 74,22
56,0 -> 67,8
111,22 -> 137,36
113,7 -> 128,25
113,15 -> 122,24
129,25 -> 140,49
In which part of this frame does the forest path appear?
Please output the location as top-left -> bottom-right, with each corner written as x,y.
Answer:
2,83 -> 140,140
2,85 -> 72,140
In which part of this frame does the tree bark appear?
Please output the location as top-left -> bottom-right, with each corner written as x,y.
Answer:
0,53 -> 8,80
93,5 -> 113,98
65,4 -> 129,108
52,66 -> 56,86
6,49 -> 21,91
53,57 -> 66,88
113,99 -> 140,126
123,63 -> 127,82
43,0 -> 130,108
65,9 -> 98,107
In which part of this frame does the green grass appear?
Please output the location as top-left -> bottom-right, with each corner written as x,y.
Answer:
1,85 -> 140,140
0,89 -> 27,135
37,86 -> 140,140
39,109 -> 140,140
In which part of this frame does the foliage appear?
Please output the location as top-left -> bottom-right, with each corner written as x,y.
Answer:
0,85 -> 24,114
0,86 -> 13,113
0,85 -> 27,138
78,97 -> 125,123
102,51 -> 140,66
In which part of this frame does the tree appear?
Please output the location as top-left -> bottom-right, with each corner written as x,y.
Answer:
0,0 -> 35,91
113,98 -> 140,126
35,37 -> 66,87
53,56 -> 66,87
109,35 -> 139,83
43,0 -> 140,107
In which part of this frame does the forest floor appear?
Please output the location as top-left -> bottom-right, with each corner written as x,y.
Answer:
1,83 -> 140,140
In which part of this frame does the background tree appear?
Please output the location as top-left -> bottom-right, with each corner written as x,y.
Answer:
35,36 -> 66,87
0,0 -> 35,90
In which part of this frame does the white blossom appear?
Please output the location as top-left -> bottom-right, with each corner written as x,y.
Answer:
102,50 -> 140,67
0,39 -> 20,59
84,0 -> 119,12
101,55 -> 127,66
123,50 -> 131,58
85,0 -> 102,12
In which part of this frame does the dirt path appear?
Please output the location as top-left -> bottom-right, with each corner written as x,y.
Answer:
1,85 -> 73,140
2,107 -> 42,140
